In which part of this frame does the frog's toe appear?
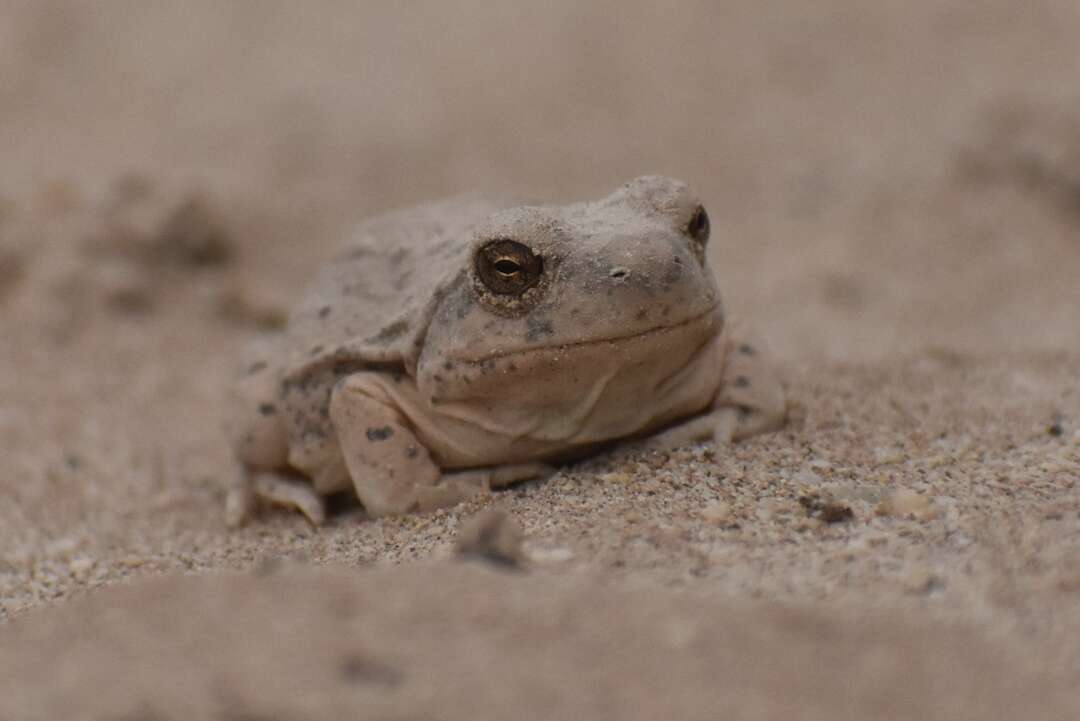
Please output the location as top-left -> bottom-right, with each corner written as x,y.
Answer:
225,468 -> 255,529
252,472 -> 326,525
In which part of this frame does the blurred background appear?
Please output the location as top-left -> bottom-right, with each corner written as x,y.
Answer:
1,3 -> 1079,715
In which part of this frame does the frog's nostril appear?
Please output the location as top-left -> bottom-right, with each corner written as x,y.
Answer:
609,267 -> 630,281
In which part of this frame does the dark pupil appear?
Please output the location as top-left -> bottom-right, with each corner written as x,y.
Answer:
494,259 -> 520,275
476,239 -> 542,297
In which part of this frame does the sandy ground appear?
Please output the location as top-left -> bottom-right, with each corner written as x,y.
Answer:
1,1 -> 1079,718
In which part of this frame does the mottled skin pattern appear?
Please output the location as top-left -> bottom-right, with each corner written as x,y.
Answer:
226,176 -> 786,525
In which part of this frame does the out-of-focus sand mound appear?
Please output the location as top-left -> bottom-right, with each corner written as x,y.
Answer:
2,1 -> 1080,717
2,561 -> 1074,721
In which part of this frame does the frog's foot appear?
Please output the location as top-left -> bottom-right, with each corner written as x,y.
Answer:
252,472 -> 327,526
630,414 -> 719,453
225,467 -> 255,528
620,331 -> 786,455
711,330 -> 787,442
488,462 -> 555,488
415,463 -> 554,512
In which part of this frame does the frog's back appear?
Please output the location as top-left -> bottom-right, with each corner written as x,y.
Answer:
227,193 -> 518,480
280,192 -> 518,375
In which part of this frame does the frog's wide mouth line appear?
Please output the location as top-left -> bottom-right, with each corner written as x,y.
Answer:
452,303 -> 721,365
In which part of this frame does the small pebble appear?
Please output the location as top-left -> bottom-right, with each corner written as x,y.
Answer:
874,447 -> 905,465
68,557 -> 95,580
700,502 -> 732,525
793,469 -> 823,487
904,566 -> 945,595
455,509 -> 525,569
877,489 -> 937,520
798,494 -> 854,524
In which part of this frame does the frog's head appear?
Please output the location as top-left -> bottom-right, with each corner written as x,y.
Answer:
417,176 -> 724,418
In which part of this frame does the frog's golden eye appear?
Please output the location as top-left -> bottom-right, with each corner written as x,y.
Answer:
686,205 -> 710,246
475,239 -> 543,295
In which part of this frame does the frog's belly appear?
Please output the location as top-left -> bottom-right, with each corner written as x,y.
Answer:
398,326 -> 725,469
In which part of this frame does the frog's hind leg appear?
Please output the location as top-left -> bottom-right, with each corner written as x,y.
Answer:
251,471 -> 326,526
331,373 -> 497,518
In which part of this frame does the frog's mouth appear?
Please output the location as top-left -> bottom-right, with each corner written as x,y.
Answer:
452,303 -> 722,366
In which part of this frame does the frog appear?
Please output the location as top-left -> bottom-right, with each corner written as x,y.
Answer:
225,175 -> 786,526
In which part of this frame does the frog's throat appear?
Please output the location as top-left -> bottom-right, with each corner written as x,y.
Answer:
449,303 -> 722,366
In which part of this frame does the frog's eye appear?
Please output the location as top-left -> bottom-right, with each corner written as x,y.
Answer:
475,239 -> 543,295
686,205 -> 710,246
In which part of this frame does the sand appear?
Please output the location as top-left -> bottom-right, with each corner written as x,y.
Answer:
1,1 -> 1079,718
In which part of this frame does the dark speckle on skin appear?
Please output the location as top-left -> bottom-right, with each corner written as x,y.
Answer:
737,405 -> 753,421
368,319 -> 410,345
733,375 -> 751,388
245,360 -> 268,375
526,315 -> 555,342
318,305 -> 331,318
443,360 -> 454,371
444,286 -> 475,321
635,308 -> 648,321
258,403 -> 277,416
366,426 -> 394,441
405,445 -> 419,458
739,343 -> 756,356
309,345 -> 325,356
433,374 -> 443,383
